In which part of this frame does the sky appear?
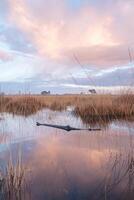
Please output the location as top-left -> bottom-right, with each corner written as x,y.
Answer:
0,0 -> 134,94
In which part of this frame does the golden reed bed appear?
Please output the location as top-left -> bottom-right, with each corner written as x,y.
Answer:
0,94 -> 134,124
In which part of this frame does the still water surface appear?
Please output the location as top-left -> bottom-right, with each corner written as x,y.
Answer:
0,109 -> 134,200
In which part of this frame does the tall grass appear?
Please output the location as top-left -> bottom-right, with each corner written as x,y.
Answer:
0,94 -> 133,124
74,94 -> 134,124
0,153 -> 29,200
0,95 -> 76,116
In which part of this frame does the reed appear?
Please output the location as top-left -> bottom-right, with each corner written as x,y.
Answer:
0,152 -> 28,200
0,95 -> 76,116
74,94 -> 134,124
0,94 -> 133,124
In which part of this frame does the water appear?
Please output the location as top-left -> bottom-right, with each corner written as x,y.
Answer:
0,109 -> 134,200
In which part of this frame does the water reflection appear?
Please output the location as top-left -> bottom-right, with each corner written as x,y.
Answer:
20,130 -> 133,200
0,110 -> 134,199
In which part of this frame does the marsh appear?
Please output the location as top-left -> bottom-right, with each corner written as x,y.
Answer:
0,103 -> 134,200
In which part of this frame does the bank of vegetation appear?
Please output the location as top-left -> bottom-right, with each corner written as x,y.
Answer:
0,94 -> 133,123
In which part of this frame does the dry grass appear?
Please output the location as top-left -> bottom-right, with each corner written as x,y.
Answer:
0,95 -> 77,116
0,94 -> 134,123
0,153 -> 28,200
74,94 -> 134,124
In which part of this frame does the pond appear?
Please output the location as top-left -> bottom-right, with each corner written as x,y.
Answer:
0,108 -> 134,200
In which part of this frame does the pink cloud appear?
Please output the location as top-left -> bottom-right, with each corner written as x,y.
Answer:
8,0 -> 134,67
66,45 -> 132,67
0,49 -> 13,62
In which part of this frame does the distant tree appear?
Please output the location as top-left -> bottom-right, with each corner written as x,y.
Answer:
88,89 -> 97,94
41,91 -> 50,95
